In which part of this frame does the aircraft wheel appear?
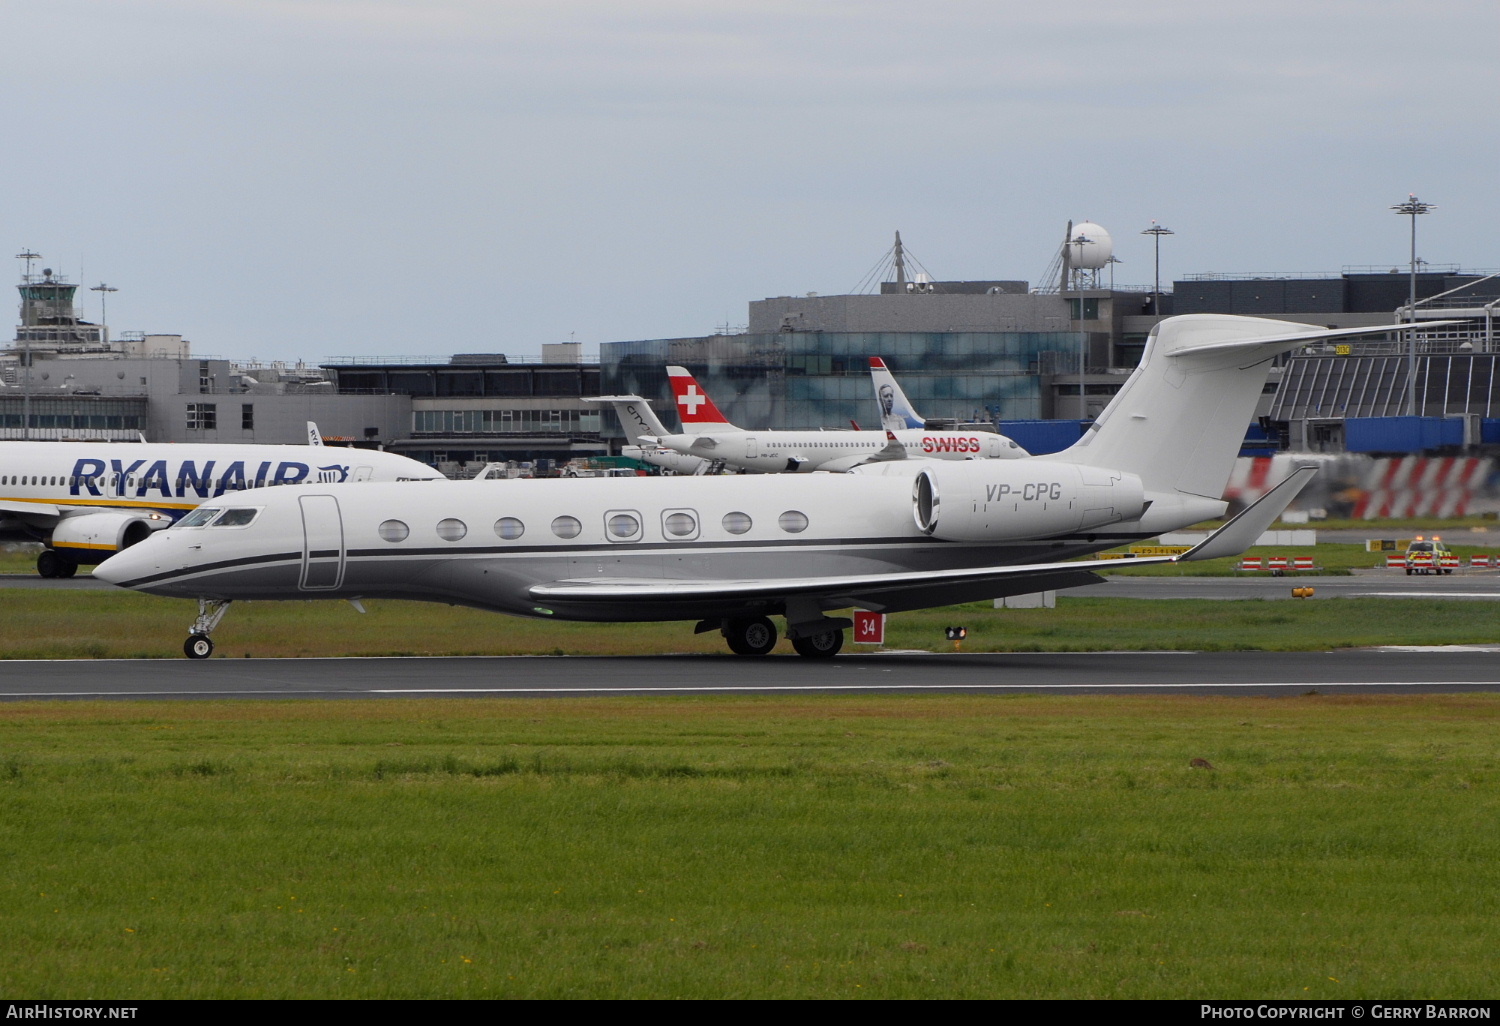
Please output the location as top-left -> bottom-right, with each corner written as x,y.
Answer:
184,634 -> 214,660
724,616 -> 777,656
791,629 -> 844,659
56,555 -> 78,579
36,551 -> 61,578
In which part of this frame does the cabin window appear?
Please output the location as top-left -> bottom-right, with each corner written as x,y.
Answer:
663,511 -> 697,538
378,519 -> 410,542
606,512 -> 641,541
551,516 -> 582,539
722,512 -> 752,535
494,517 -> 524,540
778,510 -> 809,534
177,508 -> 222,528
436,518 -> 468,542
211,509 -> 259,528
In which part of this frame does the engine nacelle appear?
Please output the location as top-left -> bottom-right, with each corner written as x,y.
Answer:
50,511 -> 170,563
912,459 -> 1145,541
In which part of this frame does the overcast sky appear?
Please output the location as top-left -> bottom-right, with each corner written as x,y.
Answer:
3,1 -> 1496,361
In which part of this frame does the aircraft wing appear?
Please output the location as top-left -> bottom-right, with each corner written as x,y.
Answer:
0,498 -> 60,521
529,558 -> 1124,612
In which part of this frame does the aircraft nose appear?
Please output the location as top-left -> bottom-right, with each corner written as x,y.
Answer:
94,535 -> 168,588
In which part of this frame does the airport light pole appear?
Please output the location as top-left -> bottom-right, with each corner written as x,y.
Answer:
90,283 -> 118,344
1391,194 -> 1435,417
1140,222 -> 1173,315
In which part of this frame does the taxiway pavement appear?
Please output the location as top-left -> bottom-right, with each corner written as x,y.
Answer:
1,650 -> 1498,701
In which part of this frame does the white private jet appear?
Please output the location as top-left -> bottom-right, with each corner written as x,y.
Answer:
0,425 -> 441,577
95,314 -> 1419,660
591,364 -> 1025,475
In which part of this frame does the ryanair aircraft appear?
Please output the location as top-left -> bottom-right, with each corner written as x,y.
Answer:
96,315 -> 1418,659
0,434 -> 440,577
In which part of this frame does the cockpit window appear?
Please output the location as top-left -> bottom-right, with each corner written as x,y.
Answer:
177,508 -> 221,528
210,509 -> 259,527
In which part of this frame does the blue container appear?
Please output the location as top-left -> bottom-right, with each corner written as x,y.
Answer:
1482,420 -> 1500,444
997,420 -> 1089,455
1345,417 -> 1463,453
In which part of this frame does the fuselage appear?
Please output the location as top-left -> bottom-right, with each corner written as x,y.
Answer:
659,428 -> 1024,473
95,469 -> 1161,623
0,440 -> 441,549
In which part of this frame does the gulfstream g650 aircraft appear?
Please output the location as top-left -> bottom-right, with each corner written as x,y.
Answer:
96,315 -> 1409,659
0,434 -> 440,577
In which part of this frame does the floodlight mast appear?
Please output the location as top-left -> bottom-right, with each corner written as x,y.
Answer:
1391,194 -> 1435,416
90,283 -> 118,344
1140,222 -> 1174,315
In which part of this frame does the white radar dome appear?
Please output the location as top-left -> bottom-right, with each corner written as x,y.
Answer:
1067,222 -> 1113,269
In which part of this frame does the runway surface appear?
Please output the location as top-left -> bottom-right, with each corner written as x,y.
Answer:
2,649 -> 1499,701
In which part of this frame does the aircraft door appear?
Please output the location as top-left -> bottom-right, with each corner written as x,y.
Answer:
298,494 -> 345,590
744,436 -> 757,459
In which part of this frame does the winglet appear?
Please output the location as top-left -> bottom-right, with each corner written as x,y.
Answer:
1177,465 -> 1319,562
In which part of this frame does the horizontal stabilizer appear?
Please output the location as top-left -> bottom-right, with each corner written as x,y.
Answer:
1170,320 -> 1464,359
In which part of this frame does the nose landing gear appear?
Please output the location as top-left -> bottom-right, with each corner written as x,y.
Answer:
183,598 -> 232,659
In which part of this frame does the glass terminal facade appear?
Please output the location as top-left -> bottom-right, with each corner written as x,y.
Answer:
601,330 -> 1086,434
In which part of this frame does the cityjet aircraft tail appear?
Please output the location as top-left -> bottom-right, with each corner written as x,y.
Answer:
666,366 -> 738,434
584,395 -> 674,446
1051,314 -> 1459,524
869,358 -> 925,431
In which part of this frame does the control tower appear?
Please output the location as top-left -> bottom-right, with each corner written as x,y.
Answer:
14,253 -> 108,353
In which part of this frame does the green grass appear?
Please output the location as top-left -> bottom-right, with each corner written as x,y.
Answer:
0,695 -> 1495,998
4,591 -> 1500,658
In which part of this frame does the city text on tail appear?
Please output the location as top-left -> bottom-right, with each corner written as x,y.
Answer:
98,315 -> 1438,658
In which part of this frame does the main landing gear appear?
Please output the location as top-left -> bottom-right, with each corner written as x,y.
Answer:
182,598 -> 232,659
703,613 -> 853,658
36,550 -> 78,579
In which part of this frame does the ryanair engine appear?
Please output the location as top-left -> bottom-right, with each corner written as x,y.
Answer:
50,511 -> 171,563
912,460 -> 1144,541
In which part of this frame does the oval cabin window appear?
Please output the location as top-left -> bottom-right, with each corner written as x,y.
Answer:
379,519 -> 410,543
494,517 -> 525,540
722,512 -> 753,535
778,510 -> 809,534
551,516 -> 582,539
607,513 -> 640,539
436,518 -> 467,542
664,512 -> 696,537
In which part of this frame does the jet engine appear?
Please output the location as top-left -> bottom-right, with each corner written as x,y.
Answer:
912,459 -> 1144,541
50,510 -> 171,563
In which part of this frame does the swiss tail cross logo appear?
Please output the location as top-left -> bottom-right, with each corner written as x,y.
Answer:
666,366 -> 731,428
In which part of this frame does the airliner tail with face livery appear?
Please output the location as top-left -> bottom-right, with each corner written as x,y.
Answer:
91,314 -> 1429,659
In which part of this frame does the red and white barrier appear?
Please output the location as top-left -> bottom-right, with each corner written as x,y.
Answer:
1238,557 -> 1262,571
1386,555 -> 1406,568
1471,555 -> 1491,568
1293,556 -> 1315,571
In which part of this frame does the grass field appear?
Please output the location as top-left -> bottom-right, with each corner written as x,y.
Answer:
1,695 -> 1495,999
3,590 -> 1500,658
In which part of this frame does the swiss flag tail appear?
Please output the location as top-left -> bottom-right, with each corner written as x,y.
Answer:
665,366 -> 734,432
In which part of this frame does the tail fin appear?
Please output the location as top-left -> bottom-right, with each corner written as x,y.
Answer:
1054,315 -> 1452,500
869,357 -> 925,430
306,422 -> 324,447
666,366 -> 736,434
585,396 -> 672,445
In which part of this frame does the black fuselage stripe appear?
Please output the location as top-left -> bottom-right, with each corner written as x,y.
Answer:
109,531 -> 1159,590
